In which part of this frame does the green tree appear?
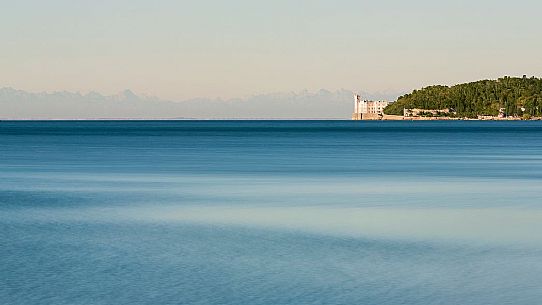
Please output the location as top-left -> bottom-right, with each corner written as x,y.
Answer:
384,76 -> 542,117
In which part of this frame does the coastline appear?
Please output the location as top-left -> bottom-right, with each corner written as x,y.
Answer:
361,114 -> 542,121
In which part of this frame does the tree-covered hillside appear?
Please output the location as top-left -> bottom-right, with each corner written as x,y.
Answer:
384,76 -> 542,118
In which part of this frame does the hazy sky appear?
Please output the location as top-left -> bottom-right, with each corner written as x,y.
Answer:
1,0 -> 541,100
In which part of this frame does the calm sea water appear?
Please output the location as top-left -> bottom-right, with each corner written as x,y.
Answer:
1,120 -> 542,305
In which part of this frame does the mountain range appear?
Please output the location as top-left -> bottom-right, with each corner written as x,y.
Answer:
0,87 -> 402,119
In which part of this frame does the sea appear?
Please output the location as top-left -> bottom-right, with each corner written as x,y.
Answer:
1,120 -> 542,305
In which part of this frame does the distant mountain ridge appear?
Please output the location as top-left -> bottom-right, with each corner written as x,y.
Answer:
0,87 -> 402,119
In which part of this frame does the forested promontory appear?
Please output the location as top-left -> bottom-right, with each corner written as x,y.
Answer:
384,76 -> 542,118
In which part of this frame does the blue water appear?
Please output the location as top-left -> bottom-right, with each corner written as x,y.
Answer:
1,120 -> 542,305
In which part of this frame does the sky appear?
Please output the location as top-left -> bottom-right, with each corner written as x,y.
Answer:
1,0 -> 542,100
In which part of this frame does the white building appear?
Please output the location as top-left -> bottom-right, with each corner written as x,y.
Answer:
353,94 -> 390,120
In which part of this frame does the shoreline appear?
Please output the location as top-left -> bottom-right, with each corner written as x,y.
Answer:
369,114 -> 542,121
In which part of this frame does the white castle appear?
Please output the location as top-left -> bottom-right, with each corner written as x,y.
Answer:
352,94 -> 391,120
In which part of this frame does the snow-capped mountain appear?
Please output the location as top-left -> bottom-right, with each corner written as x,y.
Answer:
0,87 -> 402,119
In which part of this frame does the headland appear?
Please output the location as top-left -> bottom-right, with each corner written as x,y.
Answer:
353,76 -> 542,120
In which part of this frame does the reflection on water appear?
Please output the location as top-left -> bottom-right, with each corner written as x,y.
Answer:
5,205 -> 542,245
1,120 -> 542,304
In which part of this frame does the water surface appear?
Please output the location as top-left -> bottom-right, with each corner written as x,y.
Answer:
1,120 -> 542,305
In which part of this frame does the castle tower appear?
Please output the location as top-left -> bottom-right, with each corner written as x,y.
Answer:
352,94 -> 363,120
